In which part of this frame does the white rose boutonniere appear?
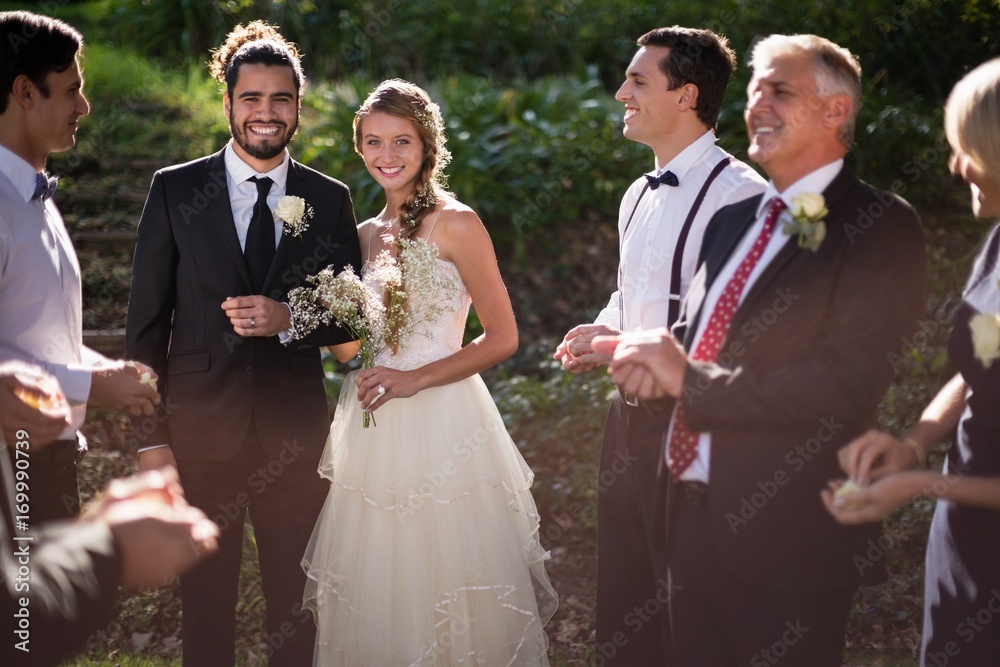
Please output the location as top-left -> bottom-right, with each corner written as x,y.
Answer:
274,195 -> 313,240
782,192 -> 828,252
970,312 -> 1000,369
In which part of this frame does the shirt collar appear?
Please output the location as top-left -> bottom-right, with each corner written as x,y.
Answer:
757,159 -> 844,216
224,140 -> 290,188
0,144 -> 45,203
654,130 -> 718,183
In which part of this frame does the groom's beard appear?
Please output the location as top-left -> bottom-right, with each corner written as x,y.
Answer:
231,115 -> 298,161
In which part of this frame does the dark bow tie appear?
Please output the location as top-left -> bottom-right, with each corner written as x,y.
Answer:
645,170 -> 679,189
32,172 -> 58,201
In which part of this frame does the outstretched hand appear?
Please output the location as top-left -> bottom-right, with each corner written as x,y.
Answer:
89,359 -> 161,416
92,468 -> 218,590
820,472 -> 928,525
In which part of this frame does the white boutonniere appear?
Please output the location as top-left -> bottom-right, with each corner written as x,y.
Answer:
782,193 -> 828,252
970,281 -> 1000,368
274,195 -> 313,240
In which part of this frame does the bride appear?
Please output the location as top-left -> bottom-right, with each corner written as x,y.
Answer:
301,79 -> 557,665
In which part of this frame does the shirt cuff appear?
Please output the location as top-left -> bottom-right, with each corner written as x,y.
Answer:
52,363 -> 93,406
278,302 -> 293,346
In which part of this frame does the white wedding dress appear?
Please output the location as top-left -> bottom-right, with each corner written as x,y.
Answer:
302,231 -> 556,666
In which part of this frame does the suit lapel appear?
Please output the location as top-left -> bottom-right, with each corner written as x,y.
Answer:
264,160 -> 308,292
683,196 -> 762,350
204,151 -> 254,289
738,165 -> 857,310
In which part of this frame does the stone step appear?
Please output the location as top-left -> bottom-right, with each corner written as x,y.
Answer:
84,328 -> 125,358
72,230 -> 136,250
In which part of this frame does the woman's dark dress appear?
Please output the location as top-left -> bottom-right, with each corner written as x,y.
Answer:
923,222 -> 1000,665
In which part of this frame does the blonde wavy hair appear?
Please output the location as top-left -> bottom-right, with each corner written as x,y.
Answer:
353,79 -> 452,238
945,58 -> 1000,178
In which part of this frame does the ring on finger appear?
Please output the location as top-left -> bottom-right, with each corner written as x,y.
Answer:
250,317 -> 256,330
377,384 -> 386,396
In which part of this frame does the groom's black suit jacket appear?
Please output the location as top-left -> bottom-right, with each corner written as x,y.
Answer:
125,149 -> 361,461
671,165 -> 927,591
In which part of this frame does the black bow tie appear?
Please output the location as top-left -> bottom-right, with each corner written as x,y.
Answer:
32,172 -> 58,201
645,170 -> 679,190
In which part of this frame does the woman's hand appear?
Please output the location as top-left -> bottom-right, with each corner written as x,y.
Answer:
821,472 -> 928,525
356,366 -> 423,412
837,429 -> 919,485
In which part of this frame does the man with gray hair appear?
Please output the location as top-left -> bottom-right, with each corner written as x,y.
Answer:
593,34 -> 927,665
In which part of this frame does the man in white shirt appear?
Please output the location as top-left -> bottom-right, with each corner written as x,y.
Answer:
552,26 -> 765,664
595,34 -> 927,666
125,21 -> 361,666
0,11 -> 160,525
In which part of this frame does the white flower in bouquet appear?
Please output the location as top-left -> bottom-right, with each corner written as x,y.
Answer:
287,235 -> 457,426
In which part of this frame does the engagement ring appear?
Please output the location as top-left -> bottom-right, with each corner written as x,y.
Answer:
250,317 -> 256,330
377,384 -> 386,396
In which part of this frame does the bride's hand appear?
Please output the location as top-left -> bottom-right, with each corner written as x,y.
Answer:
356,367 -> 422,412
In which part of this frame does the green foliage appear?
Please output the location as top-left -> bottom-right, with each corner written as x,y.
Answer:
95,0 -> 999,106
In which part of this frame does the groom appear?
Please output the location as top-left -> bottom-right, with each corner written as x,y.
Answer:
596,35 -> 927,665
125,22 -> 361,666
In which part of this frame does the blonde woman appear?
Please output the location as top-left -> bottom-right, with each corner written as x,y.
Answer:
301,80 -> 556,665
824,58 -> 1000,666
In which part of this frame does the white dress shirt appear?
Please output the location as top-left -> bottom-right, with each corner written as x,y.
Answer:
676,159 -> 845,482
0,144 -> 104,438
224,140 -> 289,251
595,131 -> 766,333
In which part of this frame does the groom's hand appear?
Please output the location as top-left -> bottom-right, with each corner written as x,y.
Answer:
222,296 -> 291,337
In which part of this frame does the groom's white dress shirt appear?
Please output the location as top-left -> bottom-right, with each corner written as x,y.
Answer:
595,131 -> 766,333
0,144 -> 103,439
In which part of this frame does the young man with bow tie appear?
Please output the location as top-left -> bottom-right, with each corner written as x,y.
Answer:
553,26 -> 765,664
0,10 -> 160,525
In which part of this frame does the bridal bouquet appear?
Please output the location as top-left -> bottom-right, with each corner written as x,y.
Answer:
288,236 -> 458,427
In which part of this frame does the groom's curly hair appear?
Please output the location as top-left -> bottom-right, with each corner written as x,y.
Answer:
208,20 -> 305,99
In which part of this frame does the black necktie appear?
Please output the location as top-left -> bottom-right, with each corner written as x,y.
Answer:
32,172 -> 58,201
645,170 -> 679,190
245,176 -> 276,293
